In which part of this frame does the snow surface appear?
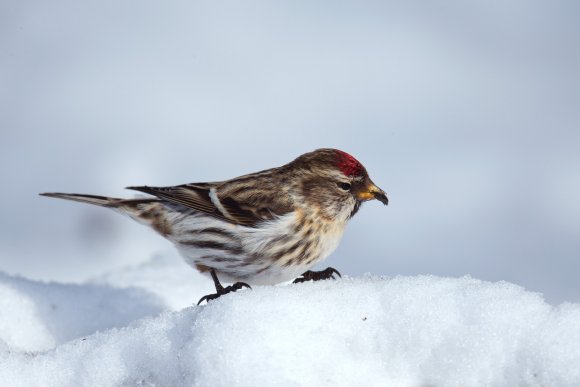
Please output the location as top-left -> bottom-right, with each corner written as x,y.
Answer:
1,266 -> 579,387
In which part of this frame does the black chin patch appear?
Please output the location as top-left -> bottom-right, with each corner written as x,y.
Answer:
349,201 -> 362,218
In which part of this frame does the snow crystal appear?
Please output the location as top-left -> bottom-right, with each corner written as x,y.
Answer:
0,273 -> 579,386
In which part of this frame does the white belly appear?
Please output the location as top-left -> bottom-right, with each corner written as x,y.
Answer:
170,211 -> 347,285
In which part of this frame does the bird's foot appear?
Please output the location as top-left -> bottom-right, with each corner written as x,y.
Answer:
293,267 -> 342,283
197,270 -> 251,305
197,281 -> 251,305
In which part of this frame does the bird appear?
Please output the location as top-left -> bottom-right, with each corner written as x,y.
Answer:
40,148 -> 388,304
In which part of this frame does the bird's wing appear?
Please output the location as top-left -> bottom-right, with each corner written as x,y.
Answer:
127,182 -> 292,227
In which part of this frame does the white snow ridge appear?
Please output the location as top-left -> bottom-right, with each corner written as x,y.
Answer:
0,273 -> 579,386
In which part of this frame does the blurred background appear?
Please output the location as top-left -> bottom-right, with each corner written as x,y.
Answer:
1,0 -> 578,304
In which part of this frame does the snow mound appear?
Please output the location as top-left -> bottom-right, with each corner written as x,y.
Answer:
1,275 -> 579,386
0,272 -> 164,352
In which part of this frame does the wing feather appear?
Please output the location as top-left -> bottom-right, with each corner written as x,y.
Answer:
127,183 -> 291,227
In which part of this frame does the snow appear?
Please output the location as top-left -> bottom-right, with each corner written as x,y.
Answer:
0,272 -> 164,352
1,266 -> 579,386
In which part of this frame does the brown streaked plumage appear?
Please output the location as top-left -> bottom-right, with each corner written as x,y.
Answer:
40,148 -> 388,304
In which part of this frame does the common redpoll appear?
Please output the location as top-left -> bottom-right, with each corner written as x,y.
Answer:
41,148 -> 388,304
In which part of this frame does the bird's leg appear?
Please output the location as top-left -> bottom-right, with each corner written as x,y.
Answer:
197,270 -> 251,305
293,267 -> 342,284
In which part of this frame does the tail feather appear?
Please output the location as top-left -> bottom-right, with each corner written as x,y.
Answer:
39,192 -> 121,207
41,192 -> 172,236
40,192 -> 159,207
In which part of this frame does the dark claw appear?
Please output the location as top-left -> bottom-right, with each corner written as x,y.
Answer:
292,267 -> 342,284
232,282 -> 251,290
197,281 -> 252,305
326,267 -> 342,279
197,293 -> 218,305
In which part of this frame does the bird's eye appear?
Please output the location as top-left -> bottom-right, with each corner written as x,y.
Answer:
338,182 -> 352,191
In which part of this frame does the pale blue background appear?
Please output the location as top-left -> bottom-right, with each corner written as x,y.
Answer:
1,0 -> 578,303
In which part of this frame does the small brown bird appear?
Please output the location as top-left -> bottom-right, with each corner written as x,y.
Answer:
41,149 -> 388,304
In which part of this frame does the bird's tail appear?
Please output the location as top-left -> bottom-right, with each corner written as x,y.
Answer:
39,192 -> 123,207
40,192 -> 172,236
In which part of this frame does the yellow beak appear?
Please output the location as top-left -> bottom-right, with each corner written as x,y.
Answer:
356,182 -> 388,205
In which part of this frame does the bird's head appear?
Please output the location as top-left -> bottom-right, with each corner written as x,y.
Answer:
289,148 -> 388,221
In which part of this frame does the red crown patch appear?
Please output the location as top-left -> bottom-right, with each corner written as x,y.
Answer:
336,150 -> 364,177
